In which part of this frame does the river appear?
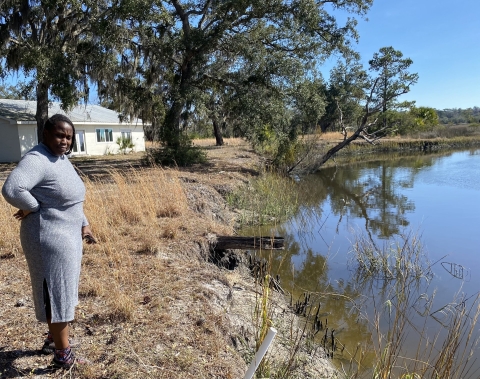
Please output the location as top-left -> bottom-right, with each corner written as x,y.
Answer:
241,148 -> 480,377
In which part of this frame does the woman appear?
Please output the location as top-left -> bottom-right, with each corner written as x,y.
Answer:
2,114 -> 96,369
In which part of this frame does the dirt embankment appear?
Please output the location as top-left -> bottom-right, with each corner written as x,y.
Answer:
0,140 -> 336,379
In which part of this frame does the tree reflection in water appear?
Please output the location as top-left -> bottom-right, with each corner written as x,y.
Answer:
240,152 -> 453,371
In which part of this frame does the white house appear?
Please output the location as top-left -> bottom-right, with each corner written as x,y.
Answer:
0,99 -> 146,162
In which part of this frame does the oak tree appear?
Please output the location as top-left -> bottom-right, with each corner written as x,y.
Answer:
0,1 -> 119,141
103,0 -> 373,153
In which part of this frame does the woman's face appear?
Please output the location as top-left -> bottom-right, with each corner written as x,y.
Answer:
43,121 -> 74,156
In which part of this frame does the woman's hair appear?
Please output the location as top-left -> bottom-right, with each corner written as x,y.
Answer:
44,114 -> 76,155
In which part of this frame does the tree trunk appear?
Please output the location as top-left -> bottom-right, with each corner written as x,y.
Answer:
314,115 -> 369,169
213,120 -> 224,146
382,72 -> 388,129
316,131 -> 359,167
162,57 -> 193,147
35,81 -> 49,144
320,122 -> 327,133
163,99 -> 183,148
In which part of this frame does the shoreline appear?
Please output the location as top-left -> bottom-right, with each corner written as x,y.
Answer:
0,141 -> 338,378
1,137 -> 480,377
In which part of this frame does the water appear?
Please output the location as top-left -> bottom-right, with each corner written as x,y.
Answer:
241,148 -> 480,375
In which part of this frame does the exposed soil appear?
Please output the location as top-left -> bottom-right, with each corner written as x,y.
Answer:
0,140 -> 336,379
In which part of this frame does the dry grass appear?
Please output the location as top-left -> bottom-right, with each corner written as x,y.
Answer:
145,137 -> 248,149
0,166 -> 250,379
192,138 -> 249,147
318,131 -> 347,141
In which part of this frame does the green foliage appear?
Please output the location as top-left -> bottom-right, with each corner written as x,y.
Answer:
291,77 -> 327,134
144,134 -> 207,167
0,82 -> 35,100
375,109 -> 416,136
250,124 -> 276,154
0,0 -> 123,139
368,46 -> 419,131
227,173 -> 299,226
359,106 -> 439,136
116,136 -> 135,154
96,0 -> 373,153
411,106 -> 438,124
320,57 -> 368,132
436,107 -> 480,124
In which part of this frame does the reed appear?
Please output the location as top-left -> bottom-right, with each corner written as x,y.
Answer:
350,232 -> 432,281
227,172 -> 299,226
253,271 -> 273,377
347,232 -> 480,379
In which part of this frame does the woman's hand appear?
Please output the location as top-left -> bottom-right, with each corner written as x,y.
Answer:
13,209 -> 32,220
82,225 -> 97,244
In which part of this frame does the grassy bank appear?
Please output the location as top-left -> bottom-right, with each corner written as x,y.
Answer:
226,172 -> 299,226
0,145 -> 336,379
0,166 -> 245,378
332,135 -> 480,155
2,136 -> 479,378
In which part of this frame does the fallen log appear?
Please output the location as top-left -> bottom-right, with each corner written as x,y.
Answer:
209,235 -> 284,250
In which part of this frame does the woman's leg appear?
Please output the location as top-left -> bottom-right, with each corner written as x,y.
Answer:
43,279 -> 70,349
43,280 -> 88,367
47,320 -> 70,349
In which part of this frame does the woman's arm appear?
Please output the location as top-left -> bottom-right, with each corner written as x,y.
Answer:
13,209 -> 33,220
1,153 -> 45,212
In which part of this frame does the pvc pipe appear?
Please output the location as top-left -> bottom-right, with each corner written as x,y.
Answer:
243,327 -> 278,379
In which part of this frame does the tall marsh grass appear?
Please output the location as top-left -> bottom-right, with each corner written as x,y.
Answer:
347,232 -> 480,379
351,232 -> 432,282
227,172 -> 299,226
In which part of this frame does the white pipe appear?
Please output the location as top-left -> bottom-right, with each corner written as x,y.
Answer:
243,327 -> 278,379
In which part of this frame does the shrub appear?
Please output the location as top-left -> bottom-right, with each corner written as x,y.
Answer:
116,136 -> 135,154
144,135 -> 207,166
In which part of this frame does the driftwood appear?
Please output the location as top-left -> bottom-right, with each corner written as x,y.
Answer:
210,235 -> 284,251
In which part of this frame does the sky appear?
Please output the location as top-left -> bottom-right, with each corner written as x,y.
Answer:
2,0 -> 478,110
326,0 -> 480,110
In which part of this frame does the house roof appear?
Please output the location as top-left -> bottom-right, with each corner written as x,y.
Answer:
0,99 -> 143,125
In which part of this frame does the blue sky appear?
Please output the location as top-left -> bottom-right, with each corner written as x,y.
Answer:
2,0 -> 478,110
330,0 -> 480,109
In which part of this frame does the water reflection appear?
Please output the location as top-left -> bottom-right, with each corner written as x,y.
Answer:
244,242 -> 372,365
297,155 -> 443,239
241,149 -> 480,374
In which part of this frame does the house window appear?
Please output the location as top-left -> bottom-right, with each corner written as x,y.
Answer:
96,128 -> 113,142
121,130 -> 132,141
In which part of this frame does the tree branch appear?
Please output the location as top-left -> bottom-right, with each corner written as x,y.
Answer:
197,0 -> 213,29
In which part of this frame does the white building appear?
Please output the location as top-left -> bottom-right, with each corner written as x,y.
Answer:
0,99 -> 146,162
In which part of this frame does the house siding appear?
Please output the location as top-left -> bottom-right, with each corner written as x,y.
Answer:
17,124 -> 38,156
0,100 -> 146,162
0,119 -> 22,162
72,123 -> 145,156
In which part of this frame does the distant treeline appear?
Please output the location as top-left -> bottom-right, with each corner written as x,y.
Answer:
436,107 -> 480,124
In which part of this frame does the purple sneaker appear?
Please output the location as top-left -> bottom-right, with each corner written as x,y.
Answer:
41,338 -> 81,355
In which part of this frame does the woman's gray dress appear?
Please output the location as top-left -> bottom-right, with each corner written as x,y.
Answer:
2,143 -> 88,323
